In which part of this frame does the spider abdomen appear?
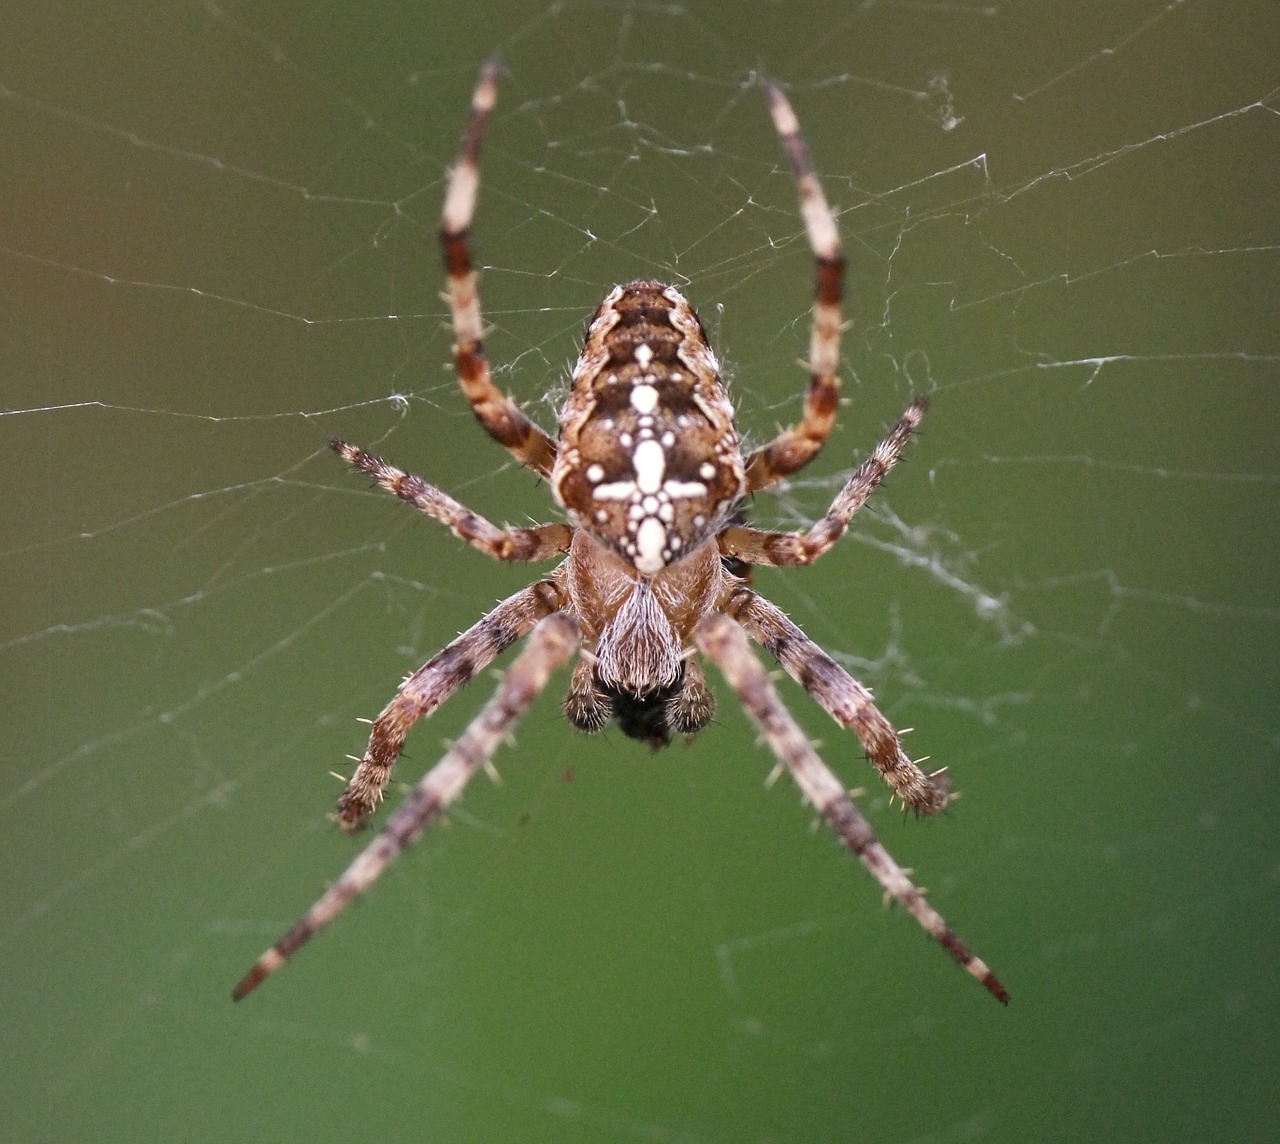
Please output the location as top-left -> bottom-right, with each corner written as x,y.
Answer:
552,280 -> 746,575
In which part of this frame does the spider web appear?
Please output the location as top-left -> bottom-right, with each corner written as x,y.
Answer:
4,2 -> 1277,1142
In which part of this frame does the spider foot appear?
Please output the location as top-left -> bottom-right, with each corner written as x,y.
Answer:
332,772 -> 386,833
903,767 -> 953,816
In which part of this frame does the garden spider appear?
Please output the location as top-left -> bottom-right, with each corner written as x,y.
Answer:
233,59 -> 1008,1004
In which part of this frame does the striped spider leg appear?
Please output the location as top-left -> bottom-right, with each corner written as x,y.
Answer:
326,440 -> 571,829
742,81 -> 845,493
233,615 -> 579,1001
231,61 -> 1006,1004
696,614 -> 1008,1003
717,397 -> 953,814
439,56 -> 557,478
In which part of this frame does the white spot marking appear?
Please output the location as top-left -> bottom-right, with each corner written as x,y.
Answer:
698,462 -> 716,480
586,463 -> 605,483
630,383 -> 658,413
663,479 -> 707,498
593,480 -> 637,501
634,344 -> 654,370
634,518 -> 667,573
633,439 -> 665,494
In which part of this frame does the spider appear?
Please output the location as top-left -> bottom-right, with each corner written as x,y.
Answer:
232,59 -> 1008,1005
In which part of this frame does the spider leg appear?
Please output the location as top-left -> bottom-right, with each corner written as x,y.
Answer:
695,613 -> 1008,1004
335,577 -> 567,831
440,57 -> 558,477
723,587 -> 949,814
331,439 -> 572,561
744,82 -> 845,494
721,397 -> 925,567
234,612 -> 580,1001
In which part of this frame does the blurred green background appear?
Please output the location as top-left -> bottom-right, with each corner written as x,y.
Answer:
4,2 -> 1277,1141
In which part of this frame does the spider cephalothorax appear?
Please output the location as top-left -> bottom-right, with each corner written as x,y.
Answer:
233,60 -> 1007,1005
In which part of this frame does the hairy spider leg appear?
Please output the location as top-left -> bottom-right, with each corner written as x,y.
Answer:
334,578 -> 567,831
743,82 -> 846,493
233,614 -> 580,1000
723,397 -> 927,567
724,589 -> 950,815
331,439 -> 571,562
695,613 -> 1009,1004
439,56 -> 559,477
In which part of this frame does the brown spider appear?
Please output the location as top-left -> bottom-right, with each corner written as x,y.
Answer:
232,60 -> 1008,1004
